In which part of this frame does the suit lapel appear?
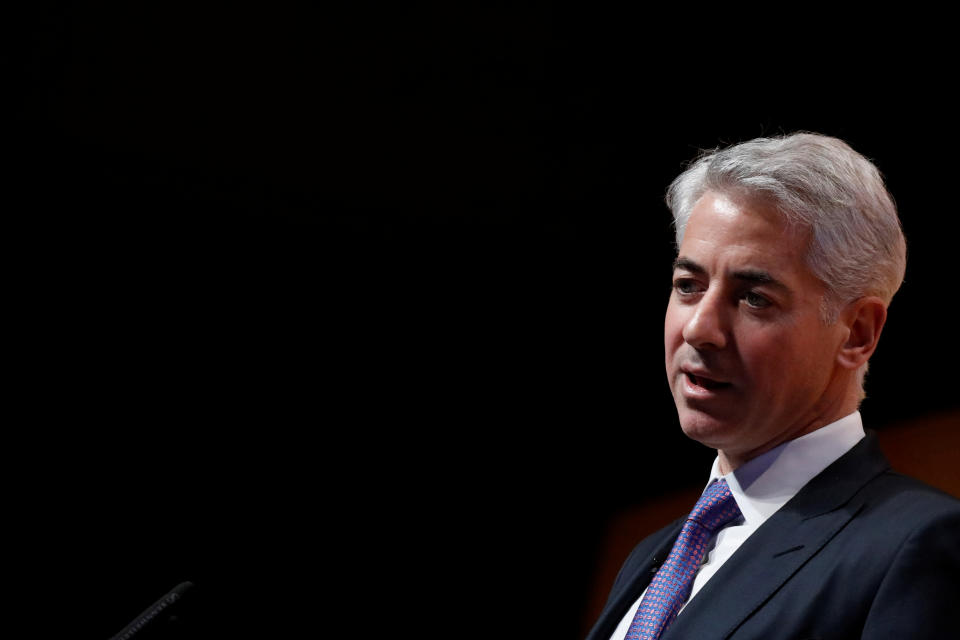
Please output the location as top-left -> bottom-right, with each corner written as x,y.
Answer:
661,433 -> 890,640
585,522 -> 682,640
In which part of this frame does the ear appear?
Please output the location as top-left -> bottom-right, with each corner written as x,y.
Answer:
836,296 -> 887,371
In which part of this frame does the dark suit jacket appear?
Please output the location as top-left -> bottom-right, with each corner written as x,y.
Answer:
585,433 -> 960,640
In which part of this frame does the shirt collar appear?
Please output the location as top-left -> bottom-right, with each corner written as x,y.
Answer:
706,411 -> 866,526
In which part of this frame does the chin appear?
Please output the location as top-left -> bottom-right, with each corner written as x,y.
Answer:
676,406 -> 737,450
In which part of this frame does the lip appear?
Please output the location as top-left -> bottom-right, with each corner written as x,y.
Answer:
680,368 -> 734,398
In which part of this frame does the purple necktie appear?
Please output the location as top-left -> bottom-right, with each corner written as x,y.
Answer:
625,479 -> 742,640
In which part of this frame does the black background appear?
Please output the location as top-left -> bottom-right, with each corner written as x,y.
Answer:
12,4 -> 957,639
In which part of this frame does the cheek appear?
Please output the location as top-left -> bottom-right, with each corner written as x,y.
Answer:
664,306 -> 686,367
739,330 -> 828,394
738,333 -> 790,383
664,300 -> 685,346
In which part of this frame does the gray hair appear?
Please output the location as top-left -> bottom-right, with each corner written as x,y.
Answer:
666,133 -> 907,398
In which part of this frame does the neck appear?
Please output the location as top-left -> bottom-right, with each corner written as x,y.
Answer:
716,395 -> 860,475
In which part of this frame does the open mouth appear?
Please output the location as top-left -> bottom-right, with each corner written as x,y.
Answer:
686,372 -> 732,391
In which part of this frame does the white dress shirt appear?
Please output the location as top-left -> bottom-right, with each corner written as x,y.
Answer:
608,412 -> 866,640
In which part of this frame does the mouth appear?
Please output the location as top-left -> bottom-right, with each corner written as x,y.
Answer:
683,371 -> 733,393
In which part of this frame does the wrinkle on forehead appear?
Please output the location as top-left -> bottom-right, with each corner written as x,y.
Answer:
684,192 -> 810,263
679,191 -> 823,298
709,190 -> 813,244
685,236 -> 800,270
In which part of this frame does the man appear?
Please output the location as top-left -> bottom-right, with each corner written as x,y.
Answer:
586,133 -> 960,640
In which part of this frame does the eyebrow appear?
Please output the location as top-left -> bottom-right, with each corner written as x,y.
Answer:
673,257 -> 790,291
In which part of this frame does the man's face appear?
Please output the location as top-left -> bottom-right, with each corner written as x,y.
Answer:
664,191 -> 850,464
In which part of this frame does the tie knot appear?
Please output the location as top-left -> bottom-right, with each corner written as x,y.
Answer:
688,479 -> 741,532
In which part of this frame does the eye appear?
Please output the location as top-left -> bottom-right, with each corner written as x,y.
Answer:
673,278 -> 703,296
742,291 -> 771,309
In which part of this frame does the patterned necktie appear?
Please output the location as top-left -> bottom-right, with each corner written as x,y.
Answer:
624,479 -> 742,640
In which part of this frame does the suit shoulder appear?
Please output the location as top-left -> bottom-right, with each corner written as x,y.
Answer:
868,470 -> 959,505
859,470 -> 960,528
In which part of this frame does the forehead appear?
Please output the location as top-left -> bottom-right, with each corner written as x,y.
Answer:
679,191 -> 812,275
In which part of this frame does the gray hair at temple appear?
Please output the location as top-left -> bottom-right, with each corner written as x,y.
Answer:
665,133 -> 907,399
666,132 -> 907,323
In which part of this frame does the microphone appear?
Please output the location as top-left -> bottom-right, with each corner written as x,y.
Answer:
109,581 -> 194,640
650,554 -> 663,576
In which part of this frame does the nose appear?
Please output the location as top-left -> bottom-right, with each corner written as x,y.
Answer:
682,290 -> 728,350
